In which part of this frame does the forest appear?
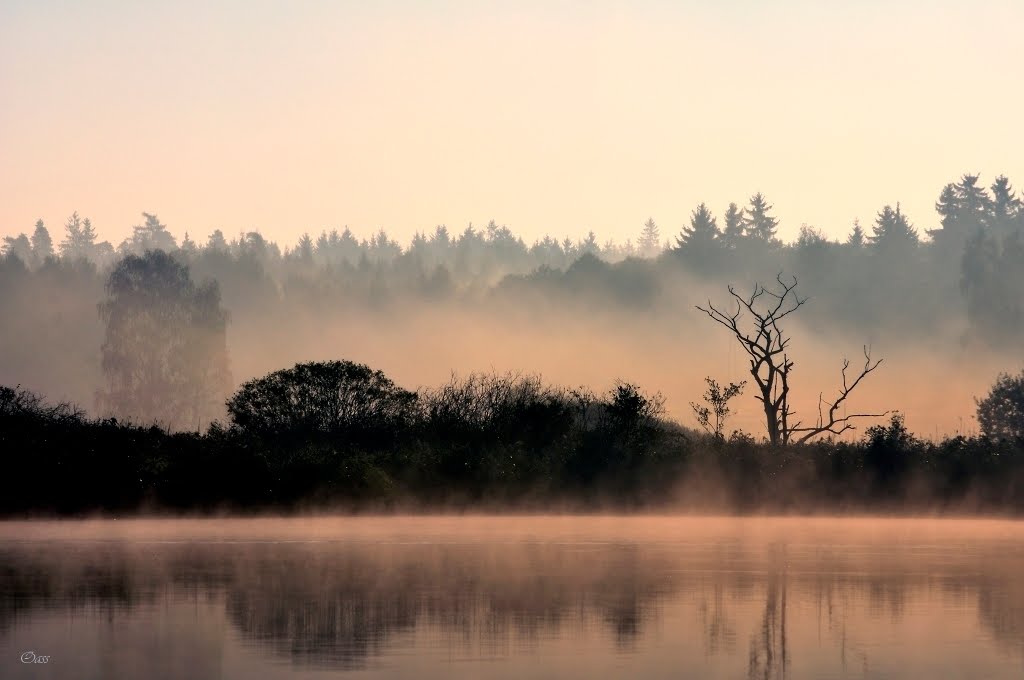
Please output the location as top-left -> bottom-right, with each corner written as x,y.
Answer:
2,173 -> 1023,514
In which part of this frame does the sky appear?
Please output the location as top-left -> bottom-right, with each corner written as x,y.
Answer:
2,0 -> 1022,249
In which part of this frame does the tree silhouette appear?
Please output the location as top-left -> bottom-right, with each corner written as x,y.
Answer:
2,233 -> 32,262
227,360 -> 417,443
604,381 -> 665,442
121,213 -> 177,254
743,193 -> 779,243
846,220 -> 865,248
960,227 -> 1001,332
98,250 -> 230,430
579,230 -> 600,256
869,204 -> 918,254
207,229 -> 229,252
976,370 -> 1024,441
957,219 -> 1024,344
179,232 -> 198,256
295,233 -> 314,264
929,174 -> 991,258
236,231 -> 278,262
690,377 -> 745,440
59,211 -> 96,259
955,174 -> 992,225
638,218 -> 661,257
721,203 -> 745,250
675,203 -> 720,252
697,275 -> 885,445
81,218 -> 97,250
31,220 -> 54,261
990,175 -> 1022,237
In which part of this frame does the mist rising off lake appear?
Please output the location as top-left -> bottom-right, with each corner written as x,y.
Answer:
1,517 -> 1023,679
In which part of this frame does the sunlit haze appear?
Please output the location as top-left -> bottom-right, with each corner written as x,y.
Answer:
5,7 -> 1024,677
3,0 -> 1022,246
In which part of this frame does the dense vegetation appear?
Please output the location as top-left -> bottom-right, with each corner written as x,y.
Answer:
2,173 -> 1024,515
3,364 -> 1024,516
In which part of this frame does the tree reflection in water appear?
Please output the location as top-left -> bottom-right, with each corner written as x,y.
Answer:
1,527 -> 1024,676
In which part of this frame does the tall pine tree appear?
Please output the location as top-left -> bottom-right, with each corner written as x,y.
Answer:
846,220 -> 866,249
721,203 -> 745,250
869,203 -> 918,254
743,193 -> 779,243
674,203 -> 720,251
638,218 -> 661,257
31,220 -> 54,260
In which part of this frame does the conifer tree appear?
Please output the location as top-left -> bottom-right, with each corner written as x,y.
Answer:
121,213 -> 176,254
929,174 -> 992,258
846,220 -> 865,248
59,211 -> 84,258
990,175 -> 1021,236
180,232 -> 198,256
31,220 -> 54,260
81,218 -> 97,251
296,233 -> 314,263
675,203 -> 720,251
743,193 -> 779,243
869,203 -> 918,254
638,218 -> 661,257
721,203 -> 745,249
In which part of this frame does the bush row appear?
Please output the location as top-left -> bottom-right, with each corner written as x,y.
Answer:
3,363 -> 1024,515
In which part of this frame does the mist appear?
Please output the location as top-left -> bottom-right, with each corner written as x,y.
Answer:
6,3 -> 1024,678
3,177 -> 1021,439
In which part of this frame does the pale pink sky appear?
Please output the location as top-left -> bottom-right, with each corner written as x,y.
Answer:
2,0 -> 1022,248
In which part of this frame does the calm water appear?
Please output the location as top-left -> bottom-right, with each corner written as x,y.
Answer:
1,516 -> 1023,679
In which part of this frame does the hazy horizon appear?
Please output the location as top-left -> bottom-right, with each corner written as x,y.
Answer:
3,0 -> 1023,246
6,5 -> 1024,678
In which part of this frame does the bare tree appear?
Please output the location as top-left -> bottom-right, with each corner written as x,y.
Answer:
696,274 -> 886,445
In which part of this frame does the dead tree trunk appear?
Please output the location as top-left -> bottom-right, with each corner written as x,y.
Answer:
697,274 -> 885,446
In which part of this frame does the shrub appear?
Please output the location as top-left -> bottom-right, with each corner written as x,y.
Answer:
226,361 -> 418,445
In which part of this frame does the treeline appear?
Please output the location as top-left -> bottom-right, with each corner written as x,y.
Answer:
3,172 -> 1024,435
4,173 -> 1024,343
3,362 -> 1024,516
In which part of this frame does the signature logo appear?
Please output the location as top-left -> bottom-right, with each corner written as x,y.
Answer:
21,652 -> 51,664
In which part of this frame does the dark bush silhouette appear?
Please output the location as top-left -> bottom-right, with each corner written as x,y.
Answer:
863,413 -> 918,494
423,372 -> 574,449
8,351 -> 1024,515
227,360 -> 418,444
602,381 -> 665,445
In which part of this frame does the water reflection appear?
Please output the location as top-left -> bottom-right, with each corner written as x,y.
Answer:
1,518 -> 1023,679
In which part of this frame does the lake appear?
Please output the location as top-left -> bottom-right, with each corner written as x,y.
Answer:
1,516 -> 1022,679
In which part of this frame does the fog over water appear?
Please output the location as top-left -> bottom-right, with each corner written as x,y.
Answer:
2,516 -> 1024,679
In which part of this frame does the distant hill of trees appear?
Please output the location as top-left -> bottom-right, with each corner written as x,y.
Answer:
2,173 -> 1023,431
4,173 -> 1020,343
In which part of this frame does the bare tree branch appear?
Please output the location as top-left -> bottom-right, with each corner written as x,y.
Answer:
696,277 -> 884,446
791,346 -> 888,443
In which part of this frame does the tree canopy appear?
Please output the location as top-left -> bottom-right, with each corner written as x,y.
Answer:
98,250 -> 230,429
226,360 -> 418,444
977,371 -> 1024,441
